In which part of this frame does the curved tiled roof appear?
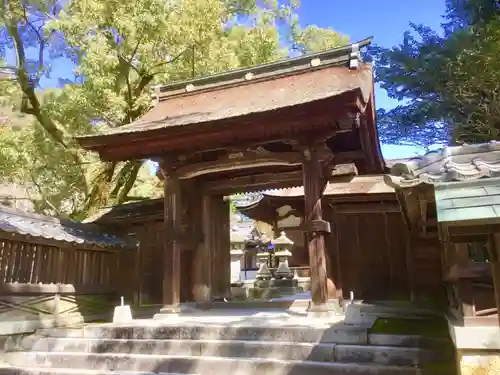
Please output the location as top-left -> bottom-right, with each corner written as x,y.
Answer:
385,142 -> 500,188
0,204 -> 137,249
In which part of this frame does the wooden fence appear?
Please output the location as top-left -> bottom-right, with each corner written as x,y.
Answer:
0,234 -> 136,335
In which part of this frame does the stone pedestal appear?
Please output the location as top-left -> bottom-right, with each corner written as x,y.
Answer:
272,232 -> 294,279
307,299 -> 344,319
256,252 -> 272,280
153,303 -> 197,319
230,248 -> 245,285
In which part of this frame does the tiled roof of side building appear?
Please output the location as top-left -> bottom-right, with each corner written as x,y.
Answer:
0,204 -> 137,249
385,142 -> 500,188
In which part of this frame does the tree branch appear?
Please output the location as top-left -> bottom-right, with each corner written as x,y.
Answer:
4,13 -> 84,166
30,173 -> 62,216
116,161 -> 142,204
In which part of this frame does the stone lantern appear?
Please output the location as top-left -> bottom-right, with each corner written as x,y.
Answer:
271,231 -> 294,279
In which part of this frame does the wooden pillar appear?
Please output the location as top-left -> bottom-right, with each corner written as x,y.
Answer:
455,243 -> 475,317
192,194 -> 213,301
489,234 -> 500,326
302,145 -> 330,306
162,173 -> 182,307
211,196 -> 230,300
323,204 -> 340,299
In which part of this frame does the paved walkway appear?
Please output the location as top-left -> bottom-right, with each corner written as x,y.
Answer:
95,306 -> 346,329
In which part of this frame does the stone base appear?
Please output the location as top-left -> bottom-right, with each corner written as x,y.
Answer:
248,286 -> 302,300
271,278 -> 298,288
307,299 -> 343,319
230,286 -> 248,301
153,303 -> 198,319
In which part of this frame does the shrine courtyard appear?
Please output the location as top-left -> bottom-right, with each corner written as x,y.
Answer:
1,37 -> 500,374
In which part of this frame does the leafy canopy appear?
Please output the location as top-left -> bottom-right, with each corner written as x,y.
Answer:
371,0 -> 500,149
0,0 -> 348,218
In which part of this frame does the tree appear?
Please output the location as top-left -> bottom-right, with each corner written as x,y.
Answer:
371,0 -> 500,148
1,0 -> 348,218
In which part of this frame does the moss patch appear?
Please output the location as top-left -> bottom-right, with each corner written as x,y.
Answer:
370,317 -> 449,337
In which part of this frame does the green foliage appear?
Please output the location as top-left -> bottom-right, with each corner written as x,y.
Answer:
371,0 -> 500,148
0,0 -> 347,218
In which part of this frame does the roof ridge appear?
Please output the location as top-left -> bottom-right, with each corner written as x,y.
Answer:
151,38 -> 373,101
0,203 -> 106,233
0,203 -> 62,225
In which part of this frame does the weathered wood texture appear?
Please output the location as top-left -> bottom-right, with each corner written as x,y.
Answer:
126,221 -> 165,305
0,235 -> 134,334
325,208 -> 409,299
0,236 -> 131,292
202,195 -> 231,300
302,146 -> 330,306
323,201 -> 442,301
162,175 -> 182,307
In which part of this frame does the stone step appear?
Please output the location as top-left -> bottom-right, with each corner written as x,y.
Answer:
0,367 -> 194,375
32,327 -> 450,349
334,345 -> 443,367
367,334 -> 450,349
13,337 -> 335,363
344,304 -> 441,326
12,337 -> 445,366
4,352 -> 424,375
36,324 -> 369,344
351,303 -> 439,316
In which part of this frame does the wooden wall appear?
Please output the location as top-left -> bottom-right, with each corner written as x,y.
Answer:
125,220 -> 164,305
109,193 -> 444,304
276,195 -> 445,301
325,204 -> 410,300
0,234 -> 133,334
111,193 -> 231,306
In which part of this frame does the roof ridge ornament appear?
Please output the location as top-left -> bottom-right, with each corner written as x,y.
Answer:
349,43 -> 360,69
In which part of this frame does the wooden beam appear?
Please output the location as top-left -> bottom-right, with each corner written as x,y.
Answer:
331,202 -> 401,214
176,151 -> 303,179
202,170 -> 303,194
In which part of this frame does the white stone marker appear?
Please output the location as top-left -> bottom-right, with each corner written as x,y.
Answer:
112,296 -> 133,323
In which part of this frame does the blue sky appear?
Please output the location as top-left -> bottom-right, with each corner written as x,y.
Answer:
13,0 -> 447,159
297,0 -> 447,158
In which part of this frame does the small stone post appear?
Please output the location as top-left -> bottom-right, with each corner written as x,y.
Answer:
272,231 -> 294,279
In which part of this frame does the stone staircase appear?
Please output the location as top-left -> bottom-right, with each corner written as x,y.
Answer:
0,312 -> 455,375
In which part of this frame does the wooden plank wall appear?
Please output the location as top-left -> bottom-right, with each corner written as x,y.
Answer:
127,221 -> 165,305
0,235 -> 134,334
410,237 -> 444,297
0,236 -> 128,291
119,196 -> 444,304
326,207 -> 410,300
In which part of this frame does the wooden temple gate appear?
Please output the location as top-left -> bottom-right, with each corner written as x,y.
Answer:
77,38 -> 385,311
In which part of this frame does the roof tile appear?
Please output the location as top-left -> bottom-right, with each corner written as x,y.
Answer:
0,204 -> 137,249
386,142 -> 500,188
